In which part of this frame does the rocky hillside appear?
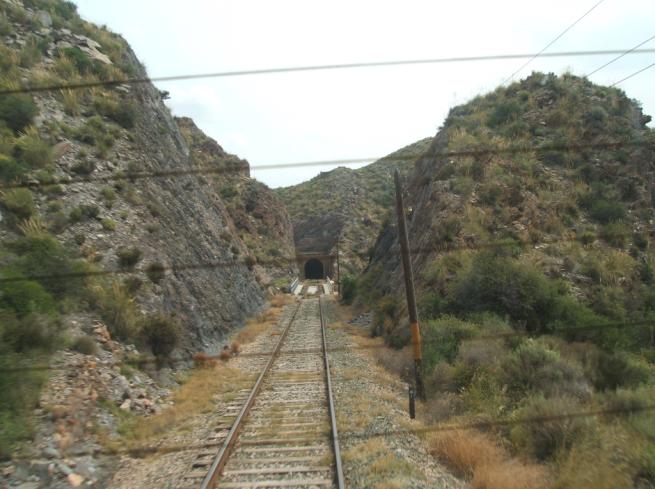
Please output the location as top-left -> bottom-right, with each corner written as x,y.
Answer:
356,73 -> 655,488
363,73 -> 655,324
277,138 -> 431,273
0,0 -> 294,462
177,117 -> 296,281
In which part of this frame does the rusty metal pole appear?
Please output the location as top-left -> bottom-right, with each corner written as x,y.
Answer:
393,170 -> 425,401
336,236 -> 341,298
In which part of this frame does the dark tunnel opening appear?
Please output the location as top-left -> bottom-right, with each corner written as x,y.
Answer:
304,258 -> 325,279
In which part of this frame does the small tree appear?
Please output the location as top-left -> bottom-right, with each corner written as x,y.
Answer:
0,94 -> 38,132
141,314 -> 179,359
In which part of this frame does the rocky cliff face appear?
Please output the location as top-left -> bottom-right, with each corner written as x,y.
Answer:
0,0 -> 295,355
277,139 -> 431,273
177,117 -> 297,282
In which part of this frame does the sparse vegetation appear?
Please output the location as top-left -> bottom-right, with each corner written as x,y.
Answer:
140,314 -> 178,359
0,94 -> 38,133
0,188 -> 35,219
101,218 -> 116,231
145,261 -> 165,283
355,72 -> 655,488
116,246 -> 142,268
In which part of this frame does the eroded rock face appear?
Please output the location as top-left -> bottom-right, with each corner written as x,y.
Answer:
1,9 -> 275,354
177,117 -> 297,281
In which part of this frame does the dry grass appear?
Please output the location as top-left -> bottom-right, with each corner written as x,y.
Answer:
428,430 -> 504,475
343,439 -> 422,487
192,352 -> 217,368
233,297 -> 292,345
373,346 -> 414,381
427,430 -> 549,489
473,461 -> 549,489
119,365 -> 251,446
269,294 -> 293,308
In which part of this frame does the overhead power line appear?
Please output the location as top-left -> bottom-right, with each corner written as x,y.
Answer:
2,48 -> 655,96
611,60 -> 655,87
586,33 -> 655,77
503,0 -> 606,84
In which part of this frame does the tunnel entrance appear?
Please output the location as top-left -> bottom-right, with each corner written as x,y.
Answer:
304,258 -> 325,279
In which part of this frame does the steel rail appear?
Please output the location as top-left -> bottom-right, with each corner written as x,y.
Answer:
199,300 -> 302,489
319,295 -> 346,488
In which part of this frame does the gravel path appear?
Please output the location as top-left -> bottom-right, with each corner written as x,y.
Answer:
323,298 -> 468,489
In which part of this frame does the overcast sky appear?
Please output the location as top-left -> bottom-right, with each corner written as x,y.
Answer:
73,0 -> 655,188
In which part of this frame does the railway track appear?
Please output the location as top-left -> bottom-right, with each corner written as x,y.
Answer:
195,294 -> 345,489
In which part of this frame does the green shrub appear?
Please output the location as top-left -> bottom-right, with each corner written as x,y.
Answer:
340,275 -> 357,304
478,182 -> 502,206
423,316 -> 479,370
117,246 -> 142,268
92,282 -> 139,342
69,204 -> 99,222
71,335 -> 97,355
141,314 -> 178,359
0,188 -> 35,219
510,395 -> 589,460
0,154 -> 27,183
100,186 -> 115,203
500,340 -> 587,399
633,233 -> 649,251
600,222 -> 628,247
68,206 -> 83,222
145,262 -> 166,283
74,116 -> 116,157
601,387 -> 655,415
418,291 -> 446,320
93,95 -> 137,129
577,230 -> 596,246
14,133 -> 53,169
592,351 -> 651,391
220,186 -> 238,200
451,252 -> 559,332
57,47 -> 106,77
0,94 -> 38,132
46,210 -> 68,234
19,38 -> 42,68
101,218 -> 116,231
123,276 -> 143,295
53,1 -> 78,20
0,12 -> 10,36
71,158 -> 96,175
11,234 -> 86,298
588,199 -> 626,223
2,313 -> 61,353
487,100 -> 521,127
0,279 -> 55,317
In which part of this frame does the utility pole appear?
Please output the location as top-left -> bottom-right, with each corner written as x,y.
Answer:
393,170 -> 425,401
336,236 -> 341,298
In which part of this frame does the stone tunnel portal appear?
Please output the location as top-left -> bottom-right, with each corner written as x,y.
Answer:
304,259 -> 325,280
296,252 -> 334,280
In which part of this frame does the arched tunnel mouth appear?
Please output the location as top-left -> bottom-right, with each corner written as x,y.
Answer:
304,258 -> 324,279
